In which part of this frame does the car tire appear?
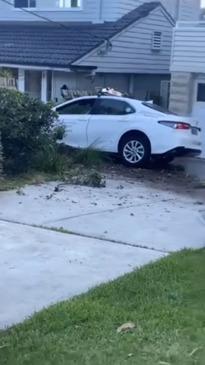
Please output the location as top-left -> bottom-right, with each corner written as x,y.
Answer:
119,134 -> 151,167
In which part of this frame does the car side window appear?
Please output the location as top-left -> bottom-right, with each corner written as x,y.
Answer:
91,99 -> 135,115
57,99 -> 96,115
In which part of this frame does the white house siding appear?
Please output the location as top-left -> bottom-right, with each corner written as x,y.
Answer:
102,0 -> 142,21
171,23 -> 205,74
0,0 -> 99,22
0,0 -> 200,22
74,7 -> 173,74
102,0 -> 201,22
178,0 -> 201,21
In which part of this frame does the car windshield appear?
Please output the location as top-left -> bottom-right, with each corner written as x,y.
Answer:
142,102 -> 177,115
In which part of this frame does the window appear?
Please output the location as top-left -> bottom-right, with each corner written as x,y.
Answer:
152,31 -> 162,51
59,0 -> 81,8
197,83 -> 205,102
14,0 -> 36,7
57,99 -> 96,115
91,98 -> 135,115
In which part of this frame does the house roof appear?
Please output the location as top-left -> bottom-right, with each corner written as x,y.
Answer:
0,2 -> 172,69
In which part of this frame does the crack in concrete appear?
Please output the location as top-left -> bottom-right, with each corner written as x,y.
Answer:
43,204 -> 139,224
0,218 -> 169,254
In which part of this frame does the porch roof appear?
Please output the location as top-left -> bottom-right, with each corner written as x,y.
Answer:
0,2 -> 170,69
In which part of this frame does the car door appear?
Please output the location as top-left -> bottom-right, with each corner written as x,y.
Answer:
87,98 -> 136,152
56,98 -> 96,148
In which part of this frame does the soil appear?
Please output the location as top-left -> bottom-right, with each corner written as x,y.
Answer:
101,159 -> 205,203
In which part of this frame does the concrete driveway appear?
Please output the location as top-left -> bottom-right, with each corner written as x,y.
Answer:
0,175 -> 204,328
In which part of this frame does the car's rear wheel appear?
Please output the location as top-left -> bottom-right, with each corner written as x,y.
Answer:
119,134 -> 151,167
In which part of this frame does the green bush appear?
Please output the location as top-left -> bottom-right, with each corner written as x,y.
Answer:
0,88 -> 63,174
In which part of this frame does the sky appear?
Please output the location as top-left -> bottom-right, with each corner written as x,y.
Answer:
202,0 -> 205,7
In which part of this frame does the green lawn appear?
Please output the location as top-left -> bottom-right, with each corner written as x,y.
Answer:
1,250 -> 205,365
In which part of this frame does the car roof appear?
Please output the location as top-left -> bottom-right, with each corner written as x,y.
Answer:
56,95 -> 141,109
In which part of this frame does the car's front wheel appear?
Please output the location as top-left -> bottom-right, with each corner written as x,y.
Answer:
119,133 -> 151,167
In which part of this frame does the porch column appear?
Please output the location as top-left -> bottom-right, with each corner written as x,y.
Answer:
41,70 -> 48,102
128,74 -> 135,96
18,69 -> 25,93
169,72 -> 193,115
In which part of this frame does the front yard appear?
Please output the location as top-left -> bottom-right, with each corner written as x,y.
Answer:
0,249 -> 204,365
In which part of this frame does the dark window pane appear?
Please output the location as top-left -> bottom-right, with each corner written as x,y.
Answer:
197,83 -> 205,102
14,0 -> 36,7
14,0 -> 28,7
91,98 -> 135,115
71,0 -> 79,7
57,99 -> 96,115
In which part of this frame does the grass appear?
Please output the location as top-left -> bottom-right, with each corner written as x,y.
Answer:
0,249 -> 205,365
0,148 -> 106,191
0,172 -> 60,191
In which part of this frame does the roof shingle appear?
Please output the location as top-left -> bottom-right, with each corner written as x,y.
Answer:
0,2 -> 163,68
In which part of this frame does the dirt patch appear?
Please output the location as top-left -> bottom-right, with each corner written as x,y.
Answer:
101,159 -> 205,203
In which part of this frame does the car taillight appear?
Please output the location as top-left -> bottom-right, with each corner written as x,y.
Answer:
158,121 -> 191,130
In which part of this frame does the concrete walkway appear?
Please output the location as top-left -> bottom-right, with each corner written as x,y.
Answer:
0,177 -> 204,328
0,220 -> 164,329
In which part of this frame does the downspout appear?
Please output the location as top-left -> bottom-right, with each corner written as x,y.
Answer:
99,0 -> 103,22
175,0 -> 180,21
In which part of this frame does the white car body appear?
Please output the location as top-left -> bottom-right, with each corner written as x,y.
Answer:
54,96 -> 202,162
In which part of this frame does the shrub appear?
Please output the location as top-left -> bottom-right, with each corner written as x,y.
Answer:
0,88 -> 62,174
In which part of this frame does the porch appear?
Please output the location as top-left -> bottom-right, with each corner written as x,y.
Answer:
5,67 -> 170,108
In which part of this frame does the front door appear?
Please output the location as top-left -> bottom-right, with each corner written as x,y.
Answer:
56,98 -> 96,148
192,80 -> 205,157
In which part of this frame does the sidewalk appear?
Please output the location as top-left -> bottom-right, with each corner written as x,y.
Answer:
0,220 -> 164,329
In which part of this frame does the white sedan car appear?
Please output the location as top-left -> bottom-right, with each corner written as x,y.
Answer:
54,95 -> 202,167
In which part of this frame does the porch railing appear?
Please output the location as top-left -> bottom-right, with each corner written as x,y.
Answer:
0,77 -> 16,89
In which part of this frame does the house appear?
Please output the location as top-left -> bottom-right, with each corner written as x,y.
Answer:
169,19 -> 205,158
0,0 -> 201,23
0,0 -> 200,105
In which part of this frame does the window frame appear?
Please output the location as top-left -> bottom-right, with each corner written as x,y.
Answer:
59,0 -> 81,8
13,0 -> 82,11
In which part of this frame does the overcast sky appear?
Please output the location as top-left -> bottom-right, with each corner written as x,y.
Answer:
202,0 -> 205,7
